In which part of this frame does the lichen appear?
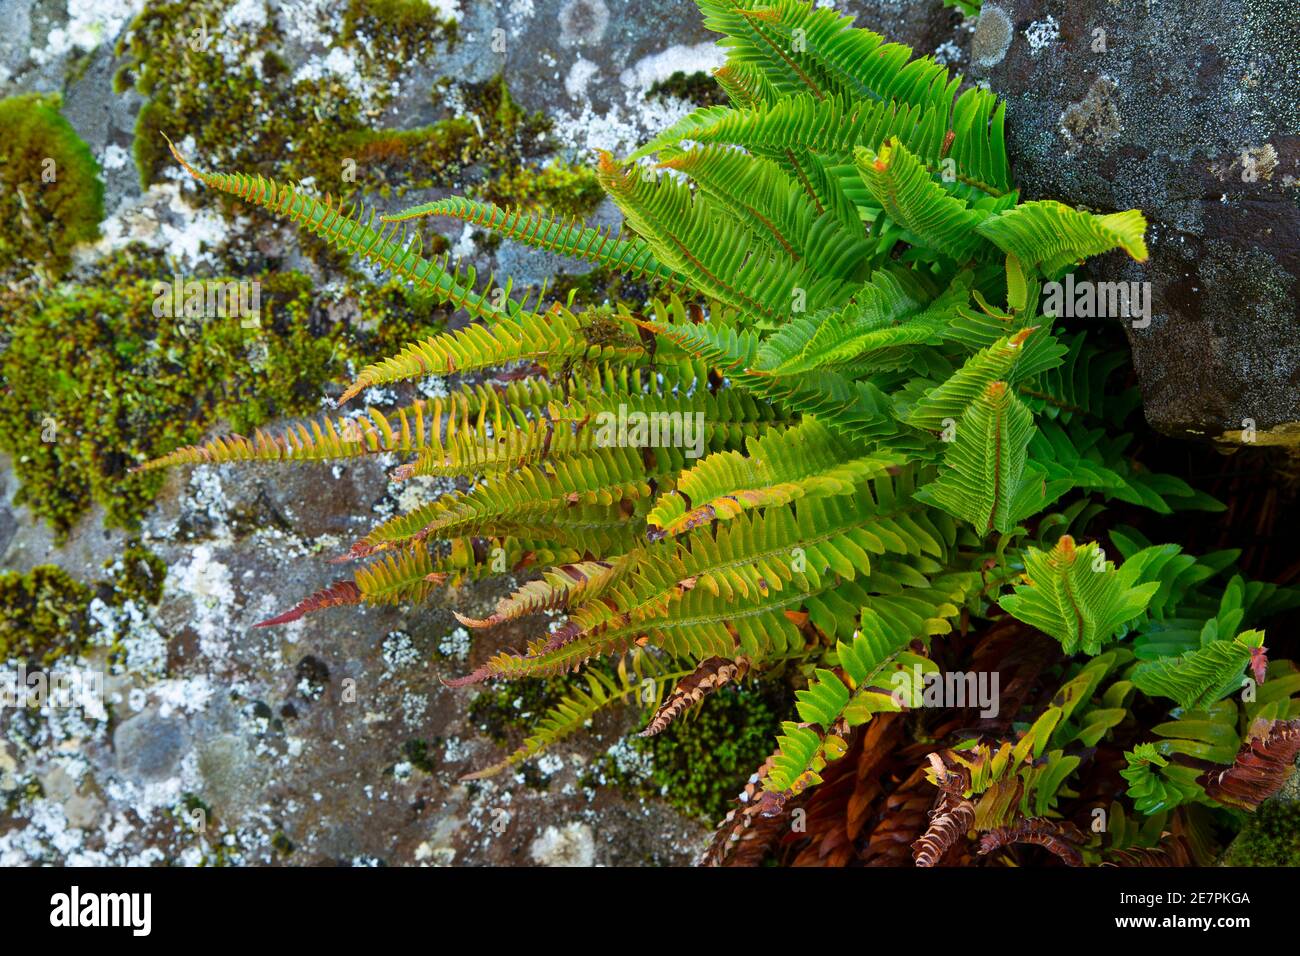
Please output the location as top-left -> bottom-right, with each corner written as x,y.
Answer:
0,93 -> 104,284
342,0 -> 460,78
114,0 -> 548,267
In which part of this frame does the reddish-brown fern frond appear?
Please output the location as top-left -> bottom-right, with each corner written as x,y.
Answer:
254,581 -> 363,628
977,817 -> 1087,866
638,655 -> 750,737
1203,717 -> 1300,809
912,755 -> 975,867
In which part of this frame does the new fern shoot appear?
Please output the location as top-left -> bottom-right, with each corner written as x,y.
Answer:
141,0 -> 1300,866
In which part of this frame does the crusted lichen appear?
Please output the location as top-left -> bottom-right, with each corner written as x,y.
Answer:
114,0 -> 546,271
342,0 -> 460,77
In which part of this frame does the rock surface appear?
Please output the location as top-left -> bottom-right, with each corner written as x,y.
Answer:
973,0 -> 1300,445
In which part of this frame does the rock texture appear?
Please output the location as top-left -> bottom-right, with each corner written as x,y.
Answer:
973,0 -> 1300,444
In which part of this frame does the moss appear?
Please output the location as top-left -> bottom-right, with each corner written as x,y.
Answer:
270,830 -> 296,856
0,566 -> 95,666
584,682 -> 785,822
0,248 -> 448,537
1221,801 -> 1300,866
478,159 -> 606,221
402,736 -> 443,774
645,70 -> 729,107
116,1 -> 541,268
0,93 -> 104,283
105,543 -> 169,606
342,0 -> 459,77
468,674 -> 582,746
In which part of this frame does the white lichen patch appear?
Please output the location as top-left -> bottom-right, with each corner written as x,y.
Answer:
529,821 -> 595,866
1024,16 -> 1060,55
170,544 -> 238,663
29,0 -> 145,66
548,42 -> 725,156
437,626 -> 471,662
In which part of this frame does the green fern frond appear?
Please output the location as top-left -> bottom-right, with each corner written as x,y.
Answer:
461,650 -> 687,780
659,145 -> 871,281
163,137 -> 529,323
914,380 -> 1062,535
379,195 -> 684,286
976,201 -> 1149,276
855,138 -> 989,262
349,445 -> 659,557
338,302 -> 644,404
647,418 -> 901,539
597,152 -> 849,323
1132,629 -> 1264,711
999,536 -> 1159,654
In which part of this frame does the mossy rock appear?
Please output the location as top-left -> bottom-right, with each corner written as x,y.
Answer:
585,682 -> 785,823
1221,801 -> 1300,866
0,565 -> 94,666
0,93 -> 104,283
0,251 -> 444,537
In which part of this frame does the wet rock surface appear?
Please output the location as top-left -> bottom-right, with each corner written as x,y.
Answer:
974,0 -> 1300,445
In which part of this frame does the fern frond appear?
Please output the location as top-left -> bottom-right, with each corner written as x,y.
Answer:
638,655 -> 751,737
597,152 -> 848,323
855,138 -> 989,262
1204,717 -> 1300,809
379,195 -> 684,286
349,445 -> 658,557
660,145 -> 870,281
164,136 -> 526,322
647,418 -> 900,539
999,536 -> 1159,655
254,580 -> 363,628
905,327 -> 1064,432
1132,629 -> 1264,710
454,559 -> 627,628
976,201 -> 1149,275
913,380 -> 1057,535
461,651 -> 687,780
765,612 -> 933,794
338,302 -> 644,404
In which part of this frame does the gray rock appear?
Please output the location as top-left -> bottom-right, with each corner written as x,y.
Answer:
974,0 -> 1300,445
114,710 -> 186,783
64,791 -> 106,830
195,732 -> 259,816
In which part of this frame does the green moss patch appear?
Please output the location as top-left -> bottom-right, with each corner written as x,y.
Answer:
584,682 -> 785,822
0,250 -> 445,537
1221,801 -> 1300,866
0,566 -> 95,666
0,93 -> 104,283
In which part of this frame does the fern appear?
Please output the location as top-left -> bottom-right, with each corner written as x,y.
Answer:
144,0 -> 1300,867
